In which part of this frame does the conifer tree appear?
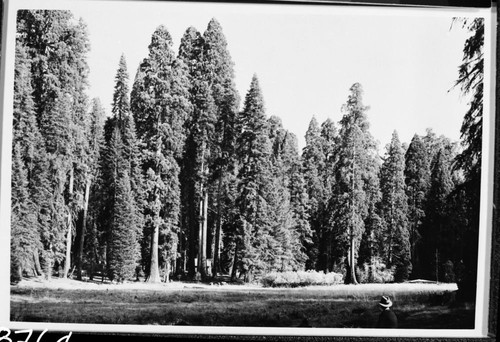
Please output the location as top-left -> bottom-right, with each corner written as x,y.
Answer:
452,17 -> 484,301
74,98 -> 106,280
178,27 -> 217,279
332,83 -> 378,284
380,131 -> 411,282
202,19 -> 240,277
83,99 -> 106,280
268,117 -> 312,271
106,127 -> 140,281
421,146 -> 454,281
11,42 -> 45,279
234,75 -> 273,281
130,26 -> 191,282
102,55 -> 144,280
404,134 -> 430,278
11,144 -> 40,281
302,117 -> 324,270
16,10 -> 90,279
319,119 -> 338,271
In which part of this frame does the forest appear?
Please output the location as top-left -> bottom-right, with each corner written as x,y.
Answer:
10,10 -> 484,301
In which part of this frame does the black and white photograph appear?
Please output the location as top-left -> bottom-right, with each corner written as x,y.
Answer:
0,0 -> 495,338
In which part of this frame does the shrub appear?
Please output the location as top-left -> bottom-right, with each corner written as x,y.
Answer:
358,257 -> 394,283
261,270 -> 343,287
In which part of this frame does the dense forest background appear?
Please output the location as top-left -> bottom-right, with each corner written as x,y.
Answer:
10,10 -> 483,300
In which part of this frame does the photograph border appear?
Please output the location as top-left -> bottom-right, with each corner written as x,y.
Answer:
0,0 -> 497,341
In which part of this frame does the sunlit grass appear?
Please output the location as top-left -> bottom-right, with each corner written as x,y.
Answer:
10,278 -> 470,328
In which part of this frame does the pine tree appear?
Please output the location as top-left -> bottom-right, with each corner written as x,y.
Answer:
404,134 -> 430,278
380,131 -> 411,282
130,26 -> 191,283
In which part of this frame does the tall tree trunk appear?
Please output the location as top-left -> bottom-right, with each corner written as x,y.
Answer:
33,250 -> 42,276
347,147 -> 358,285
213,202 -> 222,278
197,149 -> 208,279
212,175 -> 224,278
148,128 -> 162,283
201,188 -> 208,278
198,184 -> 204,276
76,178 -> 91,280
44,247 -> 53,281
230,245 -> 238,281
148,216 -> 161,283
349,233 -> 358,284
63,168 -> 74,278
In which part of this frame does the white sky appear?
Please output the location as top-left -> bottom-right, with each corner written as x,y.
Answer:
66,1 -> 479,152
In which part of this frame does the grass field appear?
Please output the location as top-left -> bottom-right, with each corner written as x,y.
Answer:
10,278 -> 474,329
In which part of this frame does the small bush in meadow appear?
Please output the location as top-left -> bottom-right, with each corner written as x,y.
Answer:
358,257 -> 394,283
261,270 -> 343,287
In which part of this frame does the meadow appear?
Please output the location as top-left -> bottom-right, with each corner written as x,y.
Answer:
10,278 -> 473,329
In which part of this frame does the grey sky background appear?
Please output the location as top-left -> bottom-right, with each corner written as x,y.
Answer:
69,1 -> 478,153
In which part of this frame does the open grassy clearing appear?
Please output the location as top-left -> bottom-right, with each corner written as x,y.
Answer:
10,278 -> 473,329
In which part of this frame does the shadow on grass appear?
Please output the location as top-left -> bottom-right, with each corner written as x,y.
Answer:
11,285 -> 474,329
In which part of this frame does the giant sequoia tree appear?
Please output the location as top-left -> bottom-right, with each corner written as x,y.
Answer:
302,117 -> 324,270
202,18 -> 240,278
380,131 -> 411,282
130,26 -> 191,283
331,83 -> 379,284
404,134 -> 430,278
178,26 -> 218,279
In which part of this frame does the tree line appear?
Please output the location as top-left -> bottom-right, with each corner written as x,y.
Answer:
10,10 -> 483,299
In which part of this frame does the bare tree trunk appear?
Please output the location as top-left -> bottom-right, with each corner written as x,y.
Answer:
213,177 -> 223,277
148,219 -> 161,283
349,233 -> 358,284
197,148 -> 208,279
347,145 -> 358,285
230,245 -> 238,281
76,178 -> 91,280
63,168 -> 74,278
198,184 -> 203,276
213,214 -> 222,278
44,248 -> 52,281
33,250 -> 42,276
148,126 -> 162,283
163,255 -> 171,283
200,189 -> 208,278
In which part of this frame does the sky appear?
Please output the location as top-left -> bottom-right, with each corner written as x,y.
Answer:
66,1 -> 481,153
